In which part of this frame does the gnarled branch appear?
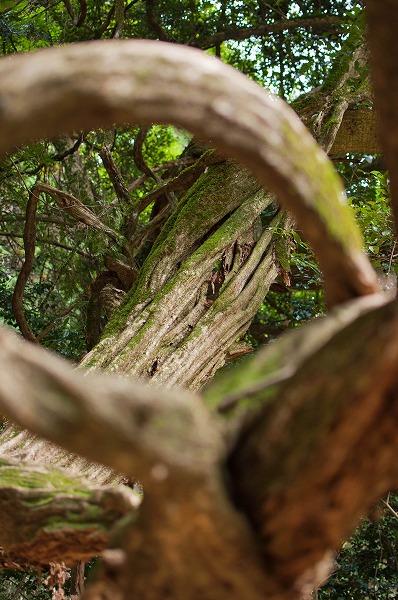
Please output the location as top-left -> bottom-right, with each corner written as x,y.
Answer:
0,40 -> 378,305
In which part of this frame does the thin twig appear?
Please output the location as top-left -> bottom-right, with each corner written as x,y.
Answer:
52,133 -> 84,160
145,0 -> 170,41
37,297 -> 84,342
0,231 -> 95,259
382,498 -> 398,520
76,0 -> 87,27
388,240 -> 397,275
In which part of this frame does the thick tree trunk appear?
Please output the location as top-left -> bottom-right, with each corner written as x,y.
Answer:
82,161 -> 289,387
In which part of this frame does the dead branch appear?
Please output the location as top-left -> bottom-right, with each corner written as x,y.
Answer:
34,183 -> 122,244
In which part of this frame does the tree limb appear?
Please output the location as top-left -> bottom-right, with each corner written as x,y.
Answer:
0,40 -> 378,305
34,183 -> 122,244
11,187 -> 40,344
194,15 -> 341,50
0,456 -> 140,566
99,145 -> 132,205
227,295 -> 398,593
132,126 -> 159,181
0,324 -> 224,482
61,0 -> 75,21
76,0 -> 87,27
145,0 -> 170,41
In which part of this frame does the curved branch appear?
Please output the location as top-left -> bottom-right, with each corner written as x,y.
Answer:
194,15 -> 341,50
11,188 -> 39,344
133,126 -> 159,181
99,144 -> 132,205
0,324 -> 223,483
0,230 -> 95,259
145,0 -> 170,41
206,294 -> 398,591
0,40 -> 378,305
10,179 -> 108,342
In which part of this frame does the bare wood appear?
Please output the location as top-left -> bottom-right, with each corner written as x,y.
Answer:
34,183 -> 121,243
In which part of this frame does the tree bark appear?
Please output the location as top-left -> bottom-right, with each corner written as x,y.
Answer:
0,32 -> 392,600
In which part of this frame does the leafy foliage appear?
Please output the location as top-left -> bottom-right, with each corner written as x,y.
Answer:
321,496 -> 398,599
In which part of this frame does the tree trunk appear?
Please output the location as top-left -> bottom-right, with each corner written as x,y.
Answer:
82,160 -> 289,387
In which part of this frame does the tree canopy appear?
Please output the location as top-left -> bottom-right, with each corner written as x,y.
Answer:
0,1 -> 398,599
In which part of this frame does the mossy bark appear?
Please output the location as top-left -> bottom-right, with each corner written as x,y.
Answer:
0,457 -> 140,567
82,160 -> 291,389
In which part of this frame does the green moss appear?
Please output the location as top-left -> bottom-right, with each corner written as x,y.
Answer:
0,461 -> 93,498
280,118 -> 364,251
101,161 -> 259,343
43,505 -> 106,530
